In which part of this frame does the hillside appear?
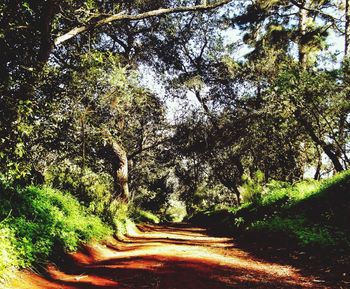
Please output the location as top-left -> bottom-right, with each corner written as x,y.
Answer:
191,170 -> 350,250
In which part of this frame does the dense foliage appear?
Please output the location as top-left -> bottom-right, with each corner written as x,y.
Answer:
192,170 -> 350,249
0,0 -> 349,213
0,0 -> 349,283
0,177 -> 112,281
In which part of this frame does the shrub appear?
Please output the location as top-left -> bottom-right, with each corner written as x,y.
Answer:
131,208 -> 160,224
0,225 -> 18,282
260,180 -> 291,206
45,161 -> 134,234
45,160 -> 114,215
192,170 -> 350,250
0,184 -> 112,270
240,170 -> 265,203
251,216 -> 350,248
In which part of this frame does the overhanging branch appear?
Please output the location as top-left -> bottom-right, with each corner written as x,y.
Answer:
54,0 -> 232,46
289,0 -> 342,23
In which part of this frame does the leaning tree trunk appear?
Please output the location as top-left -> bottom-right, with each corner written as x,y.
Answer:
293,10 -> 345,173
106,138 -> 130,202
293,107 -> 344,172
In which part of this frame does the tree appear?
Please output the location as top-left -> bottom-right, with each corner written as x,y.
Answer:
232,0 -> 348,173
235,0 -> 333,67
0,0 -> 234,197
1,0 -> 348,213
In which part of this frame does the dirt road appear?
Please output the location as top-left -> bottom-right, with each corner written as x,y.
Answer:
9,224 -> 339,288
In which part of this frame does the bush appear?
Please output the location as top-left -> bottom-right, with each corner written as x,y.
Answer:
240,170 -> 265,203
251,216 -> 350,248
45,160 -> 114,215
0,225 -> 18,282
45,160 -> 134,235
131,208 -> 160,224
0,182 -> 112,272
105,201 -> 130,237
191,170 -> 350,250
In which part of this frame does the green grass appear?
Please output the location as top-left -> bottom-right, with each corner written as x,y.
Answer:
0,179 -> 113,281
191,170 -> 350,249
131,207 -> 160,224
250,216 -> 350,249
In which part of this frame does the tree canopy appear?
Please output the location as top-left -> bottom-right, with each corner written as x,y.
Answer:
0,0 -> 349,214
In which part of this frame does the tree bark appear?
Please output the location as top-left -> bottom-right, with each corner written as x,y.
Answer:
314,146 -> 322,180
345,0 -> 350,59
294,1 -> 344,172
298,1 -> 308,68
38,0 -> 59,64
232,187 -> 241,206
54,0 -> 232,46
194,90 -> 244,204
106,138 -> 130,202
342,0 -> 350,168
214,156 -> 244,206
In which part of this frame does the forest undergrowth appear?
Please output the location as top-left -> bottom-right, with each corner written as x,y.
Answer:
0,176 -> 158,284
191,170 -> 350,251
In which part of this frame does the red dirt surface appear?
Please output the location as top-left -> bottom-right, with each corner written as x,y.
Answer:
7,224 -> 346,288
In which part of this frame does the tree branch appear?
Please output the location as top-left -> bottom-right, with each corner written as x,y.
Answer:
289,0 -> 342,23
128,138 -> 169,160
54,0 -> 232,46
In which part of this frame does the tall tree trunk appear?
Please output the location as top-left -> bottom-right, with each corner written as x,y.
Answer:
216,172 -> 242,206
298,1 -> 308,68
79,114 -> 86,197
215,155 -> 244,206
232,187 -> 241,206
106,139 -> 130,202
5,0 -> 59,178
38,0 -> 58,64
341,0 -> 350,169
345,0 -> 350,59
296,1 -> 345,172
314,146 -> 322,180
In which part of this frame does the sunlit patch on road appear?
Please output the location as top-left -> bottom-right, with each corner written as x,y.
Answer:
9,224 -> 327,289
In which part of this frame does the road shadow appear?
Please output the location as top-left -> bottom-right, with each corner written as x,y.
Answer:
232,234 -> 350,288
11,223 -> 335,289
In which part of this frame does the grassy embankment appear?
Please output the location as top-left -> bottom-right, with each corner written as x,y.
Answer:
0,176 -> 158,284
191,170 -> 350,250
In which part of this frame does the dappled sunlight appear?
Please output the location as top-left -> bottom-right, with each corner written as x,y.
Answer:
129,224 -> 233,243
9,224 -> 328,289
47,265 -> 120,287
